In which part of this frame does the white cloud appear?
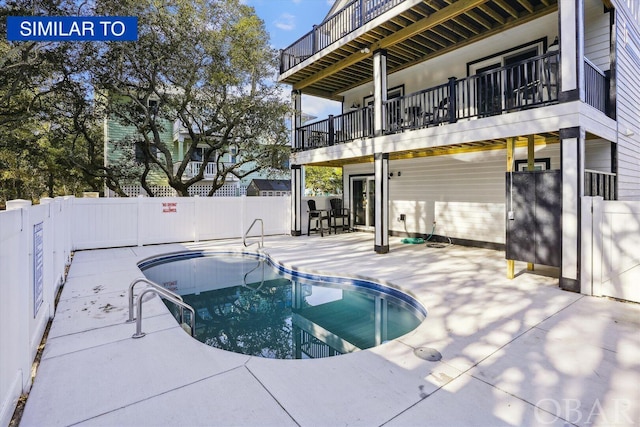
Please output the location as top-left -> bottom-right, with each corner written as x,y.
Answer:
274,13 -> 296,31
292,0 -> 302,3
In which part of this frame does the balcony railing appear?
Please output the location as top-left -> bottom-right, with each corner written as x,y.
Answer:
280,0 -> 403,73
294,52 -> 562,150
179,161 -> 237,180
584,58 -> 609,115
295,108 -> 374,150
292,51 -> 615,152
585,169 -> 616,200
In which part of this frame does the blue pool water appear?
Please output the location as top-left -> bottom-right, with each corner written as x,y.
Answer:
140,252 -> 426,359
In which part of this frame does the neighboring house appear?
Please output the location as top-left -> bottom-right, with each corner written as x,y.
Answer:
104,100 -> 288,197
246,179 -> 292,196
280,0 -> 640,294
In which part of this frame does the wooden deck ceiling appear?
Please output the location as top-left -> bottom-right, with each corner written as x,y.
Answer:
306,132 -> 561,167
280,0 -> 559,100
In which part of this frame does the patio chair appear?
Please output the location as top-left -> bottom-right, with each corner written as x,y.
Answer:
307,199 -> 330,236
429,97 -> 450,126
329,198 -> 350,233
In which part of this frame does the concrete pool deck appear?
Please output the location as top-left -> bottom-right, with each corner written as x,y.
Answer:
19,233 -> 640,426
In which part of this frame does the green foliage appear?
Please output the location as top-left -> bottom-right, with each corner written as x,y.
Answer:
0,0 -> 291,201
91,0 -> 290,196
305,166 -> 343,196
0,0 -> 106,202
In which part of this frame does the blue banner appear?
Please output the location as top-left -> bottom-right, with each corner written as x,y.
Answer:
7,16 -> 138,41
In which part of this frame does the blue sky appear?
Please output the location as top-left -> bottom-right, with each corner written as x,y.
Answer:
245,0 -> 342,119
245,0 -> 334,50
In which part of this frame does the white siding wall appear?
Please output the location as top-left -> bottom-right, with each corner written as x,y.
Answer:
585,139 -> 613,171
344,144 -> 560,244
341,13 -> 558,111
614,0 -> 640,200
585,0 -> 611,70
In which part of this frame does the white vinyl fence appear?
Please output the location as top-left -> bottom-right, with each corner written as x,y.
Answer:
0,197 -> 73,427
581,197 -> 640,303
0,195 -> 290,427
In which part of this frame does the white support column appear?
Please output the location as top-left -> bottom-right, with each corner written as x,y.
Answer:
373,49 -> 388,136
560,127 -> 584,292
558,0 -> 584,101
374,153 -> 389,253
291,164 -> 302,236
291,90 -> 302,149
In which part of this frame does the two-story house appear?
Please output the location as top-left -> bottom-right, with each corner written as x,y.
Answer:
281,0 -> 640,294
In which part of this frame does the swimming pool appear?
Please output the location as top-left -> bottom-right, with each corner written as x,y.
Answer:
139,251 -> 426,359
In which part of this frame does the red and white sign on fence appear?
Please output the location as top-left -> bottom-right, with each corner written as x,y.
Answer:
162,202 -> 177,213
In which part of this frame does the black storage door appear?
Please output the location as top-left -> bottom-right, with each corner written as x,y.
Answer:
505,170 -> 561,267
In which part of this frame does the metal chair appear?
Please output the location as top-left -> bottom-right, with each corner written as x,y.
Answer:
329,198 -> 350,233
307,199 -> 330,236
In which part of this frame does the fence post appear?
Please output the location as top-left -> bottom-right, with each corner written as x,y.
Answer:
137,195 -> 144,247
580,197 -> 594,296
5,199 -> 34,397
194,195 -> 200,243
312,25 -> 317,54
328,115 -> 335,146
591,196 -> 604,296
241,195 -> 247,238
448,77 -> 457,124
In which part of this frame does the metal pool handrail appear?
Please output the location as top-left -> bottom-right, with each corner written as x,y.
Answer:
132,287 -> 196,339
127,277 -> 184,323
243,259 -> 266,292
243,218 -> 264,248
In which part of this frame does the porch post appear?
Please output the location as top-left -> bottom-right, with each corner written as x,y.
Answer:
506,137 -> 515,279
558,0 -> 585,102
291,89 -> 302,150
291,164 -> 302,236
527,134 -> 535,272
560,126 -> 585,292
373,49 -> 388,136
374,152 -> 389,254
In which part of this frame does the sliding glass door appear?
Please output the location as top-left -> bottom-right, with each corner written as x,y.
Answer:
351,175 -> 375,230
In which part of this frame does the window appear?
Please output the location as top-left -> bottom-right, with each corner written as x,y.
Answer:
468,40 -> 545,114
515,158 -> 551,171
148,99 -> 159,114
190,147 -> 204,162
135,141 -> 158,163
363,84 -> 404,107
190,147 -> 215,162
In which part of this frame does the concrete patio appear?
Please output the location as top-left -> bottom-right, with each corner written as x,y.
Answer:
18,232 -> 640,426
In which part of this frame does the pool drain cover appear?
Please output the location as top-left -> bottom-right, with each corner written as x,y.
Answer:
414,347 -> 442,362
426,243 -> 447,248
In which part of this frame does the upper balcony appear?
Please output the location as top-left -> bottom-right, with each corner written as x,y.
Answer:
279,0 -> 558,100
174,161 -> 239,181
293,51 -> 612,152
